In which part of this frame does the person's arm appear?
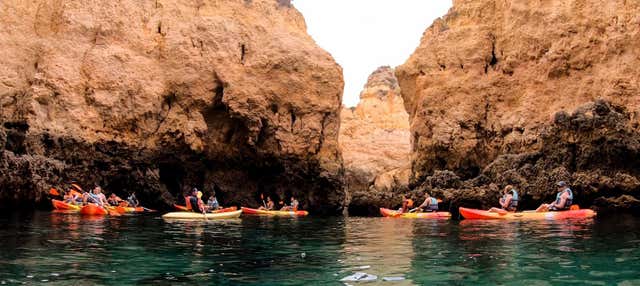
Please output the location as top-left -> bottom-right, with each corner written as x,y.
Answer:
501,195 -> 511,209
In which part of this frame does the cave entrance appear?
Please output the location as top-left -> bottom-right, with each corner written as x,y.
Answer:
159,163 -> 185,198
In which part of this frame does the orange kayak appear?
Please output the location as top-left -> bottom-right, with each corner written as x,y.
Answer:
241,207 -> 308,216
52,199 -> 80,211
380,208 -> 451,219
174,204 -> 190,211
459,207 -> 597,220
80,204 -> 109,215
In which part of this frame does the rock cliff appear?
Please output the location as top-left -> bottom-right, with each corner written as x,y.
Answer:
396,0 -> 640,213
0,0 -> 345,213
339,66 -> 411,214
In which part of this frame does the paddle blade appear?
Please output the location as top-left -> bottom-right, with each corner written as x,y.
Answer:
49,188 -> 60,196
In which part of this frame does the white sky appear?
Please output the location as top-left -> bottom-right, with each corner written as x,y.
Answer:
293,0 -> 452,107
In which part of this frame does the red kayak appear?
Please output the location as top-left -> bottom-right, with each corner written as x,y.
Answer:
52,199 -> 80,211
459,207 -> 597,220
174,204 -> 190,211
79,204 -> 109,216
241,207 -> 309,216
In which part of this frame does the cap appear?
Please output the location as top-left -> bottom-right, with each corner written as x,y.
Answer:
556,181 -> 567,187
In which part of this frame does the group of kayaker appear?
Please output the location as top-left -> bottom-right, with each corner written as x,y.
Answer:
59,183 -> 140,208
258,195 -> 299,211
397,193 -> 440,213
394,181 -> 575,214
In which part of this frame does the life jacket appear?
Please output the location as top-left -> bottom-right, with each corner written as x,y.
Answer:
189,196 -> 203,213
555,188 -> 573,208
185,196 -> 193,211
407,199 -> 414,208
87,192 -> 101,204
423,197 -> 438,211
503,189 -> 518,209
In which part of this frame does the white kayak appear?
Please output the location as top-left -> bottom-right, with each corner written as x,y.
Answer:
162,210 -> 242,220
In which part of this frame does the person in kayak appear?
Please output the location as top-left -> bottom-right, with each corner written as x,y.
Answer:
83,186 -> 109,207
258,196 -> 275,210
280,196 -> 299,211
107,193 -> 124,206
127,192 -> 139,207
536,181 -> 574,212
416,193 -> 438,212
206,192 -> 220,211
489,185 -> 518,212
189,189 -> 206,214
398,194 -> 414,213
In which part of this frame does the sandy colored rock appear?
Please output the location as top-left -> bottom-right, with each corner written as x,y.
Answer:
396,0 -> 640,212
339,66 -> 411,214
0,0 -> 345,213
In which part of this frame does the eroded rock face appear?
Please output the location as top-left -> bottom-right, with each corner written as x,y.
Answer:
396,0 -> 640,213
0,0 -> 345,213
339,66 -> 411,214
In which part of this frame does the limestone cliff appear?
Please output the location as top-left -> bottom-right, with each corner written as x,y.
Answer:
396,0 -> 640,213
339,66 -> 411,214
0,0 -> 345,213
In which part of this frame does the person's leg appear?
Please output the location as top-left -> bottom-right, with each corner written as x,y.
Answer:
536,203 -> 549,212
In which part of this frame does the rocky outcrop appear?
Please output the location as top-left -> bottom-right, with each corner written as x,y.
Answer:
0,0 -> 345,213
396,0 -> 640,213
339,67 -> 411,214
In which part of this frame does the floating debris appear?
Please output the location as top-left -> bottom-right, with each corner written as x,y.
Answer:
340,272 -> 377,282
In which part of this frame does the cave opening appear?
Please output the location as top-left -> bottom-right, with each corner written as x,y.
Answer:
159,163 -> 185,198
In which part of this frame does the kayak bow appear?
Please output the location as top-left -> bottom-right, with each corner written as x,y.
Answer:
52,199 -> 81,211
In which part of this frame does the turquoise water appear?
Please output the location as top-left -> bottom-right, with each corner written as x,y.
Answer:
0,212 -> 639,285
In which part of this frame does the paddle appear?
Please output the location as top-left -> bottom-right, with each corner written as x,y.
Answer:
261,193 -> 267,209
408,207 -> 419,213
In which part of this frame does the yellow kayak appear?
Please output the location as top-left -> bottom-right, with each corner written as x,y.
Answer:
162,210 -> 242,220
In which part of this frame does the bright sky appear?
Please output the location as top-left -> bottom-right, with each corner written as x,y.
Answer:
293,0 -> 452,107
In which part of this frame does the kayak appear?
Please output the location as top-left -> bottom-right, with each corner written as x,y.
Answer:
107,206 -> 149,213
212,206 -> 237,213
173,205 -> 236,213
241,207 -> 309,217
379,208 -> 451,219
79,204 -> 109,215
459,207 -> 597,220
51,199 -> 80,211
174,204 -> 190,211
162,210 -> 242,220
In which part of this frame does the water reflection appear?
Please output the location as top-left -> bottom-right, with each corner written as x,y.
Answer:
0,212 -> 639,285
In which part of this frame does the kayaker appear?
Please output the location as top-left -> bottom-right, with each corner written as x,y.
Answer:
127,192 -> 140,207
258,196 -> 275,210
83,186 -> 109,207
489,185 -> 518,212
206,192 -> 221,211
398,194 -> 414,213
107,193 -> 124,206
64,190 -> 81,204
280,196 -> 299,211
189,189 -> 206,214
536,181 -> 574,212
416,193 -> 438,212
